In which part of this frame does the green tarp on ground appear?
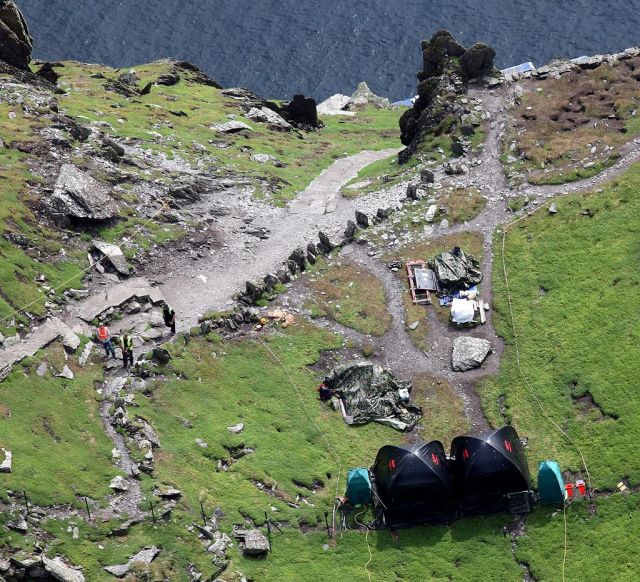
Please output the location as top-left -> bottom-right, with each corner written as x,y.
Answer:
429,248 -> 482,294
325,362 -> 422,431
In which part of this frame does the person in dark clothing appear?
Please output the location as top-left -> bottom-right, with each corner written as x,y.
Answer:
118,332 -> 134,369
163,304 -> 176,334
318,383 -> 336,401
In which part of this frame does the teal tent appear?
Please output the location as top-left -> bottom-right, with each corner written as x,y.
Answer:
537,461 -> 567,505
346,468 -> 372,506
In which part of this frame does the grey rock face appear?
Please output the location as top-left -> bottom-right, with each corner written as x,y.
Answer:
92,240 -> 131,275
50,165 -> 119,221
242,530 -> 270,555
451,337 -> 491,371
0,1 -> 33,70
348,81 -> 390,110
245,106 -> 291,130
104,546 -> 159,577
210,120 -> 252,134
355,210 -> 369,228
42,556 -> 85,582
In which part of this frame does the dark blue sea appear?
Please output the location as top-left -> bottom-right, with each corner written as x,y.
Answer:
19,0 -> 640,101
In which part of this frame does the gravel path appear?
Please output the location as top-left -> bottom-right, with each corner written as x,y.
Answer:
158,148 -> 405,327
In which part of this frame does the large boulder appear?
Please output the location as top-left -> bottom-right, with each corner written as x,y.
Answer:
49,164 -> 119,221
245,106 -> 291,130
104,546 -> 160,577
451,337 -> 491,371
0,0 -> 32,70
317,93 -> 352,115
42,556 -> 85,582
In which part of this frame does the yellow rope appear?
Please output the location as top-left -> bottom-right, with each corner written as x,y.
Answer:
354,507 -> 373,582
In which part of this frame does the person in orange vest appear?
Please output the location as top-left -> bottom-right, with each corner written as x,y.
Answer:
97,324 -> 116,359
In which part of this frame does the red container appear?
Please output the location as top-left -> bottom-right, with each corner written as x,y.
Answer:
565,483 -> 574,498
576,480 -> 586,496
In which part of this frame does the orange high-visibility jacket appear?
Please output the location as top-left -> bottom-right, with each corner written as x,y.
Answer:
97,326 -> 110,341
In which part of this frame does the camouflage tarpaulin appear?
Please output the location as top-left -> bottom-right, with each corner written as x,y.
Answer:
429,248 -> 482,294
324,362 -> 422,431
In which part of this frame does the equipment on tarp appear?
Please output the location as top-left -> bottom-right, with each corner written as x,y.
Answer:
372,441 -> 456,528
346,468 -> 373,507
537,460 -> 567,505
451,297 -> 476,324
449,426 -> 531,516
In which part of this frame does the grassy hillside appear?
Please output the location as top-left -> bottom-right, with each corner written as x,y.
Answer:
485,162 -> 640,489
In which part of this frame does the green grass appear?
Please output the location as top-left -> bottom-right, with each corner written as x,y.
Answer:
341,152 -> 417,198
135,323 -> 399,528
484,162 -> 640,489
305,258 -> 392,336
527,154 -> 619,186
437,186 -> 487,224
0,342 -> 116,505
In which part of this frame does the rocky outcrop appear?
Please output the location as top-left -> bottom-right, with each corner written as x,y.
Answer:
347,81 -> 390,110
49,164 -> 119,222
0,0 -> 32,70
281,94 -> 321,129
399,30 -> 497,162
451,337 -> 492,371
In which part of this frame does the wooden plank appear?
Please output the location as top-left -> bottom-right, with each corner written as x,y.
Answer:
479,299 -> 487,324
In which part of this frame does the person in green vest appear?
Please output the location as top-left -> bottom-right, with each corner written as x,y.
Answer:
118,332 -> 134,369
163,304 -> 176,334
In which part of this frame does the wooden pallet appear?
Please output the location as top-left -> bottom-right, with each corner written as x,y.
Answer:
406,259 -> 434,305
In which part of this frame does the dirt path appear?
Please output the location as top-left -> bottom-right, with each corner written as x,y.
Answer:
158,149 -> 404,327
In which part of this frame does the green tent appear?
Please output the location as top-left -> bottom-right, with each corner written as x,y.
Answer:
537,460 -> 567,505
346,468 -> 372,506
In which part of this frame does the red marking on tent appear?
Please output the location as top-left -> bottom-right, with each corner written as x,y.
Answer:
463,449 -> 470,460
388,458 -> 396,471
431,453 -> 440,465
504,439 -> 513,453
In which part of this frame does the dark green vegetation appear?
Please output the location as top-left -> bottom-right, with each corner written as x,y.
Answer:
305,258 -> 392,336
503,59 -> 640,185
485,162 -> 640,489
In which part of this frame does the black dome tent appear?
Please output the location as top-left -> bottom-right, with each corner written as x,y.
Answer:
372,441 -> 456,527
450,425 -> 531,515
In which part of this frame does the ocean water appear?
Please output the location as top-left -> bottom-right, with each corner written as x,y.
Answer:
19,0 -> 640,101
